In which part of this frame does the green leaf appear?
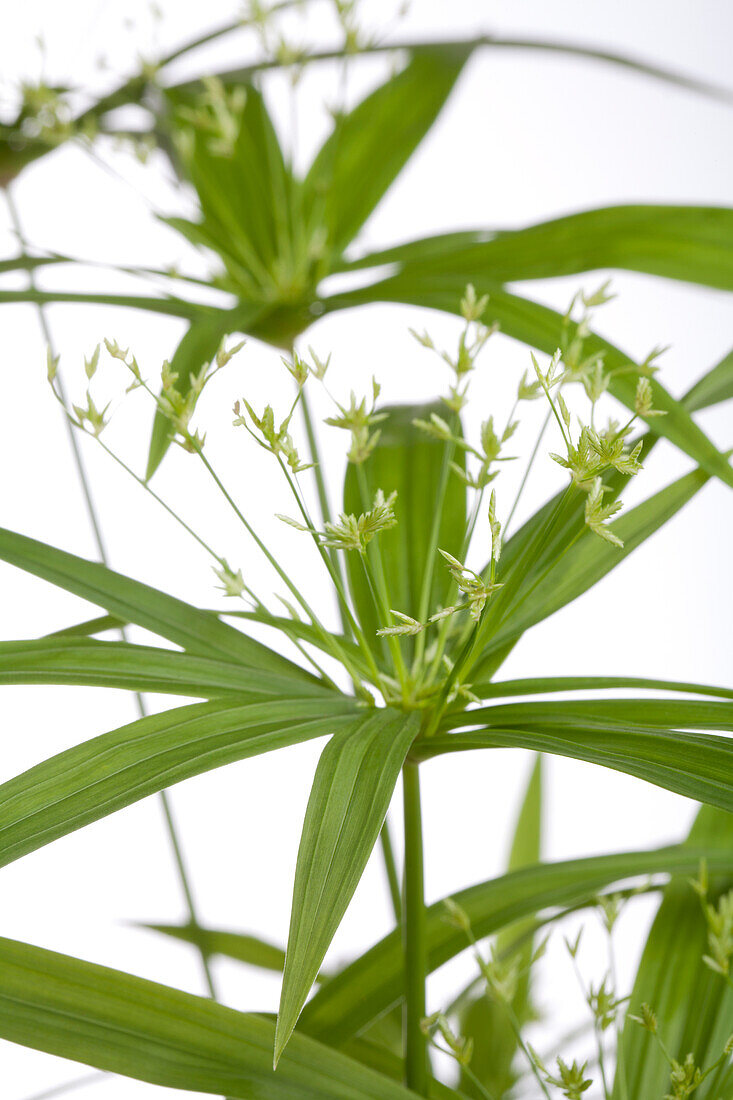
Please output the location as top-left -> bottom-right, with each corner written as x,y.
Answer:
144,922 -> 288,975
176,83 -> 294,283
448,697 -> 733,732
0,937 -> 426,1099
340,206 -> 733,291
47,613 -> 125,637
0,253 -> 67,275
472,675 -> 733,702
304,47 -> 469,256
459,756 -> 543,1098
46,606 -> 378,682
474,465 -> 711,667
0,525 -> 312,681
275,708 -> 421,1064
300,846 -> 733,1046
342,402 -> 466,660
683,346 -> 733,413
142,922 -> 339,986
0,287 -> 206,319
613,806 -> 733,1100
323,280 -> 733,490
422,723 -> 733,812
0,696 -> 359,868
0,637 -> 335,698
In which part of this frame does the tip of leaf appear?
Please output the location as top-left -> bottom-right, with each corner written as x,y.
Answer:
272,1018 -> 291,1070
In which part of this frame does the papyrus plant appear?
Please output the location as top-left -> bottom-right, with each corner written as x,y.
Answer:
1,5 -> 733,1098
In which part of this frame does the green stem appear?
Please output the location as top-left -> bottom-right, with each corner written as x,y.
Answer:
380,817 -> 402,924
413,425 -> 457,673
403,762 -> 428,1095
22,1074 -> 106,1100
275,457 -> 385,693
299,384 -> 352,636
504,407 -> 552,537
355,464 -> 409,692
194,445 -> 368,693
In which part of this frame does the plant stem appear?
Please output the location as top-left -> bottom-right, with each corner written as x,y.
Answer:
380,818 -> 402,924
504,407 -> 552,537
5,185 -> 218,1000
193,444 -> 369,693
354,463 -> 409,692
22,1074 -> 106,1100
299,383 -> 351,635
402,761 -> 428,1095
276,456 -> 384,690
413,425 -> 456,674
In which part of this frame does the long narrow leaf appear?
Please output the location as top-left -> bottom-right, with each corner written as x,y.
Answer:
0,696 -> 359,867
420,725 -> 733,812
472,675 -> 733,701
0,526 -> 312,681
613,805 -> 733,1099
683,346 -> 733,413
474,465 -> 710,667
304,47 -> 469,255
0,638 -> 335,698
448,698 -> 733,732
342,402 -> 466,659
0,937 -> 427,1099
339,205 -> 733,291
300,847 -> 733,1046
144,922 -> 287,974
275,709 -> 421,1063
0,287 -> 207,319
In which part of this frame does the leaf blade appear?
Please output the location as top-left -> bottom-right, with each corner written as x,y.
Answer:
613,806 -> 733,1099
300,846 -> 733,1046
275,708 -> 421,1063
305,47 -> 469,255
342,402 -> 466,659
340,205 -> 733,291
0,936 -> 426,1099
0,525 -> 312,681
0,696 -> 359,868
0,638 -> 335,698
421,723 -> 733,812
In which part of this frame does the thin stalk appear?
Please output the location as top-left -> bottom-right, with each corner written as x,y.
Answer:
380,818 -> 402,924
22,1074 -> 105,1100
486,522 -> 585,643
298,384 -> 351,633
402,761 -> 428,1094
428,1043 -> 496,1100
413,427 -> 457,674
357,547 -> 410,698
469,485 -> 574,664
5,186 -> 217,1001
170,35 -> 733,106
85,428 -> 340,687
193,446 -> 352,669
504,408 -> 552,537
274,455 -> 386,692
354,463 -> 408,691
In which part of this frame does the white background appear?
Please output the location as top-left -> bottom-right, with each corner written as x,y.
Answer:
1,1 -> 732,1097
